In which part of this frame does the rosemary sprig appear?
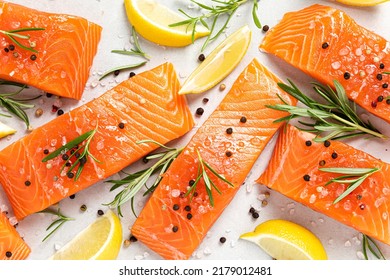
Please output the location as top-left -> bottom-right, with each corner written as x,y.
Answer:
42,126 -> 101,181
362,234 -> 386,260
39,208 -> 74,242
111,27 -> 150,59
0,27 -> 44,53
186,149 -> 234,207
99,28 -> 149,81
319,167 -> 380,204
104,140 -> 183,217
267,79 -> 386,142
0,82 -> 41,128
169,0 -> 261,51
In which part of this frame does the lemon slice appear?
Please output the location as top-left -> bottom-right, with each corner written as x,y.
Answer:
179,25 -> 251,95
0,121 -> 16,139
240,219 -> 327,260
335,0 -> 389,6
124,0 -> 210,47
49,210 -> 122,260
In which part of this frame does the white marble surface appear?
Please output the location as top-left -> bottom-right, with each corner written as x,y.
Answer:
0,0 -> 390,260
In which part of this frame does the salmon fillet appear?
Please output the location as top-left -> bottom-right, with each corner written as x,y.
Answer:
260,4 -> 390,123
0,62 -> 194,220
257,125 -> 390,246
132,59 -> 297,260
0,1 -> 102,100
0,212 -> 30,260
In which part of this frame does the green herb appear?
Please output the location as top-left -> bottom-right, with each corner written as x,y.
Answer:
319,167 -> 380,204
186,149 -> 234,207
99,28 -> 149,81
39,208 -> 74,242
267,79 -> 386,142
0,81 -> 41,128
362,234 -> 386,260
105,140 -> 183,217
98,61 -> 147,81
169,0 -> 261,51
0,27 -> 45,53
42,125 -> 100,181
111,27 -> 150,59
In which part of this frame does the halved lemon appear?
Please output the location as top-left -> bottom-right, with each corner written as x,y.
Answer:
124,0 -> 210,47
49,210 -> 122,260
240,219 -> 327,260
0,121 -> 16,139
179,25 -> 251,95
335,0 -> 389,6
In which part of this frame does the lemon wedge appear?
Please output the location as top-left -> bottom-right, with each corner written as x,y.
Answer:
0,121 -> 16,139
179,25 -> 251,95
124,0 -> 210,47
335,0 -> 389,6
240,219 -> 327,260
49,210 -> 122,260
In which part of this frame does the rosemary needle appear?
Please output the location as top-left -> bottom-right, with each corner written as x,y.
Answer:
362,234 -> 386,260
170,0 -> 261,51
105,140 -> 183,217
39,208 -> 74,242
268,79 -> 386,141
0,27 -> 45,53
0,82 -> 41,128
42,125 -> 101,181
319,167 -> 380,204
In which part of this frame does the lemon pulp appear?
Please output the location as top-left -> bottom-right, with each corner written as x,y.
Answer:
240,219 -> 327,260
335,0 -> 389,6
49,210 -> 122,260
124,0 -> 209,47
179,25 -> 251,95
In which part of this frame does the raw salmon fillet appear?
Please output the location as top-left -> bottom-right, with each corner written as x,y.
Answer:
0,1 -> 102,100
132,59 -> 297,260
0,212 -> 30,260
0,63 -> 194,220
260,4 -> 390,123
257,125 -> 390,246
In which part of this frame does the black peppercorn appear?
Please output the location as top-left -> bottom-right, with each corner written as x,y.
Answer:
322,42 -> 329,49
382,83 -> 388,89
130,235 -> 138,242
195,107 -> 204,116
173,204 -> 180,211
97,209 -> 104,216
129,72 -> 136,78
303,174 -> 311,181
198,54 -> 205,62
262,25 -> 270,32
187,213 -> 193,220
24,180 -> 31,186
379,63 -> 385,69
219,237 -> 227,243
331,152 -> 338,159
189,179 -> 195,186
114,70 -> 120,76
377,74 -> 383,81
378,95 -> 384,102
226,127 -> 233,134
184,205 -> 191,212
118,122 -> 125,129
172,226 -> 179,232
240,116 -> 247,123
30,54 -> 37,61
5,251 -> 12,258
225,151 -> 232,157
305,140 -> 312,147
252,212 -> 259,219
324,140 -> 331,147
343,72 -> 351,80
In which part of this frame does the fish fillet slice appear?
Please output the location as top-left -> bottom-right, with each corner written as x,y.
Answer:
257,125 -> 390,245
0,63 -> 194,220
0,1 -> 102,100
0,212 -> 30,260
132,59 -> 297,260
260,4 -> 390,123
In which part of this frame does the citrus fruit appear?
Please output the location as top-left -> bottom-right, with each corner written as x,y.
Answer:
178,25 -> 251,95
335,0 -> 389,6
0,121 -> 16,139
240,219 -> 327,260
124,0 -> 210,47
49,210 -> 122,260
